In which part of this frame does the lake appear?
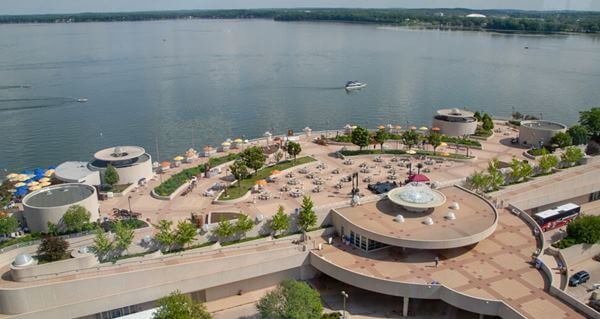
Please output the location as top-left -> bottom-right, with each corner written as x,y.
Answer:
1,19 -> 599,174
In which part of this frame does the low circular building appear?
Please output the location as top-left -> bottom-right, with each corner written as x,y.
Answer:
432,108 -> 478,137
22,184 -> 99,233
518,120 -> 567,147
89,146 -> 153,185
387,184 -> 446,212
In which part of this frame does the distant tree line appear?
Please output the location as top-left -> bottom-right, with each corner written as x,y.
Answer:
1,8 -> 599,33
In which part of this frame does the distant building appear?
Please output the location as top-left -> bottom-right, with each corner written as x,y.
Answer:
518,120 -> 567,147
466,13 -> 486,18
54,161 -> 101,186
89,146 -> 153,185
432,108 -> 478,137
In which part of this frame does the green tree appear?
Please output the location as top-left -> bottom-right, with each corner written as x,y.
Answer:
175,221 -> 197,248
467,170 -> 489,194
486,158 -> 505,190
229,160 -> 249,189
62,205 -> 90,233
561,146 -> 584,166
538,152 -> 559,173
520,160 -> 534,181
509,158 -> 524,183
474,111 -> 482,121
241,146 -> 266,175
567,125 -> 589,146
401,130 -> 420,150
373,129 -> 388,152
114,220 -> 134,253
234,214 -> 254,238
274,151 -> 284,163
154,220 -> 176,252
0,215 -> 19,235
350,126 -> 370,150
426,132 -> 443,155
297,196 -> 317,233
579,107 -> 600,142
567,215 -> 600,245
271,205 -> 290,237
481,117 -> 494,132
91,227 -> 114,262
550,132 -> 572,149
104,164 -> 120,187
153,290 -> 212,319
214,218 -> 235,242
37,236 -> 69,262
256,279 -> 323,319
46,222 -> 58,236
286,141 -> 302,163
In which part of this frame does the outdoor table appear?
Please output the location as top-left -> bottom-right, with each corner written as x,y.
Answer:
373,157 -> 383,162
363,177 -> 372,183
299,168 -> 308,174
390,157 -> 398,162
388,175 -> 397,180
280,185 -> 290,192
288,179 -> 298,185
286,172 -> 294,178
384,164 -> 392,169
343,160 -> 353,165
335,183 -> 343,189
332,169 -> 340,174
360,168 -> 370,173
306,173 -> 315,179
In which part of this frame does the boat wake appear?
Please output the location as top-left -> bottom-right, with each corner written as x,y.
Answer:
0,85 -> 31,90
0,97 -> 79,112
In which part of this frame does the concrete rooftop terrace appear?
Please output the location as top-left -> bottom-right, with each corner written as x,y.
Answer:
314,209 -> 586,319
334,186 -> 497,249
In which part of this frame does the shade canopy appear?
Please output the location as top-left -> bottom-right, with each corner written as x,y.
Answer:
160,161 -> 171,168
255,179 -> 268,186
419,126 -> 429,131
221,141 -> 231,146
440,142 -> 448,147
406,150 -> 417,155
173,156 -> 184,161
408,174 -> 430,182
410,126 -> 417,130
431,127 -> 441,131
234,138 -> 243,143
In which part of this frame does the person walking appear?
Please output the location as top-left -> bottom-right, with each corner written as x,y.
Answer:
434,256 -> 440,268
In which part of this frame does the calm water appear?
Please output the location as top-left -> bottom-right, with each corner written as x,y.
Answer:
1,19 -> 600,174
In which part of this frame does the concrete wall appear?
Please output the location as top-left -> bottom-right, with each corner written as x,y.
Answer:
518,121 -> 566,146
112,158 -> 154,185
559,243 -> 600,267
527,194 -> 591,215
432,118 -> 477,137
10,253 -> 97,282
0,245 -> 308,318
22,185 -> 100,233
310,253 -> 524,318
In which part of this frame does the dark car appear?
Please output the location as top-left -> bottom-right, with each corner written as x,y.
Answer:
569,271 -> 590,287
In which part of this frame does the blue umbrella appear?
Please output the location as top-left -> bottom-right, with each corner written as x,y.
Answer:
15,188 -> 28,196
34,168 -> 44,175
47,165 -> 57,170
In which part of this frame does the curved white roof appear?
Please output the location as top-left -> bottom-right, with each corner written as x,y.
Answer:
466,13 -> 486,18
94,146 -> 146,162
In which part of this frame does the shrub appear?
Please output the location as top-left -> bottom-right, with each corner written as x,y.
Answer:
567,215 -> 600,245
37,236 -> 69,262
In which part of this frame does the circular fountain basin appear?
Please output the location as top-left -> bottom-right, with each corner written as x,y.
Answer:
387,184 -> 447,212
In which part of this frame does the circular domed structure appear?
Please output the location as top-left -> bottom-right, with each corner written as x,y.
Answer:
13,253 -> 34,267
89,146 -> 153,185
432,108 -> 477,136
388,184 -> 446,212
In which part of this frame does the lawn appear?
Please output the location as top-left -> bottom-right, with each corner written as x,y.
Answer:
219,156 -> 315,200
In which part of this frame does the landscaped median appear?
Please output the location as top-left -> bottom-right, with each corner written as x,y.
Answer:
152,153 -> 240,198
218,156 -> 316,201
338,149 -> 474,160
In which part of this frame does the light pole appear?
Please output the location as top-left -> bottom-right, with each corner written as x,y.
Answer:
341,291 -> 349,319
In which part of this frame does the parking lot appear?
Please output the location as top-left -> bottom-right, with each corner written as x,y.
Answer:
567,258 -> 600,303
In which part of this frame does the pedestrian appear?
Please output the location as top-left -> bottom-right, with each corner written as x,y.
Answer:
434,256 -> 440,268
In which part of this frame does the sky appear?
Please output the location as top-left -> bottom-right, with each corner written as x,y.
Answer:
1,0 -> 599,15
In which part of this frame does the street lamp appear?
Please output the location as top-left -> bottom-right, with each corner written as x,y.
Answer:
341,291 -> 349,318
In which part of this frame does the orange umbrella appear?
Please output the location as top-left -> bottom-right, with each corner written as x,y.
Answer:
377,125 -> 385,129
431,127 -> 441,131
410,126 -> 417,130
271,170 -> 282,175
160,161 -> 171,168
255,179 -> 268,186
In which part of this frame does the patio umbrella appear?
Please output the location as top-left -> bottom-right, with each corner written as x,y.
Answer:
440,142 -> 448,147
160,161 -> 171,168
271,170 -> 282,175
234,138 -> 243,143
14,182 -> 26,187
6,173 -> 18,179
394,125 -> 402,130
29,185 -> 42,191
8,189 -> 16,193
15,188 -> 28,196
409,126 -> 417,130
38,177 -> 50,183
17,174 -> 29,182
221,141 -> 231,146
406,150 -> 417,155
27,181 -> 39,187
377,125 -> 385,129
441,152 -> 450,156
431,127 -> 441,132
255,179 -> 268,186
44,169 -> 55,177
40,181 -> 52,187
173,156 -> 184,161
419,126 -> 429,131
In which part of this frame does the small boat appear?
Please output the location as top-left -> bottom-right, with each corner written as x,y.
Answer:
77,98 -> 88,103
345,81 -> 367,90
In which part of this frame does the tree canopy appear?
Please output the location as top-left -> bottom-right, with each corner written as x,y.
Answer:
550,132 -> 572,149
401,130 -> 420,150
62,205 -> 91,233
567,125 -> 589,146
154,220 -> 176,251
175,221 -> 197,248
373,129 -> 388,152
271,205 -> 290,237
114,220 -> 135,253
91,227 -> 114,262
241,146 -> 266,174
234,214 -> 254,238
256,279 -> 323,319
561,146 -> 584,165
286,141 -> 302,163
567,215 -> 600,245
153,290 -> 212,319
38,236 -> 69,262
229,160 -> 249,188
579,108 -> 600,142
350,126 -> 370,150
104,164 -> 120,187
297,196 -> 317,232
426,132 -> 443,155
0,215 -> 19,235
214,218 -> 235,242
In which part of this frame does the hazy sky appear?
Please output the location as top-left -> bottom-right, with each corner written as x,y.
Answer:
2,0 -> 599,15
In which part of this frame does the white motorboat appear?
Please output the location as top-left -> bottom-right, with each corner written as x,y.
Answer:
345,81 -> 367,90
77,98 -> 88,103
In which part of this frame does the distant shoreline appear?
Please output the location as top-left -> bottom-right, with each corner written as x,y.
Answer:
1,8 -> 599,35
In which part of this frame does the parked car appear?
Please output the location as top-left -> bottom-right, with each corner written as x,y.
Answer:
569,270 -> 590,287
